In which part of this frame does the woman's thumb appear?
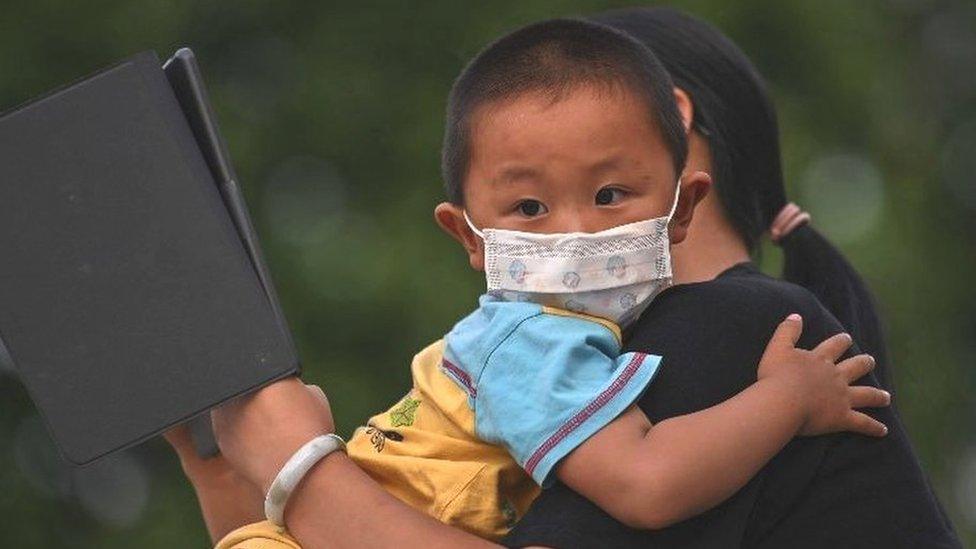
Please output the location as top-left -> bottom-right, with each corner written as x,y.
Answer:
305,384 -> 329,406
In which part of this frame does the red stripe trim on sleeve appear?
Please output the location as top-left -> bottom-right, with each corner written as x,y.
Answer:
441,358 -> 478,397
524,352 -> 648,476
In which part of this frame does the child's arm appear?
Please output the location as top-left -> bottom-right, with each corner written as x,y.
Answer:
556,314 -> 890,529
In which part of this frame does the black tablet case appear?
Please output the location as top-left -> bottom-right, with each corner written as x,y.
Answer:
162,47 -> 297,458
0,51 -> 299,465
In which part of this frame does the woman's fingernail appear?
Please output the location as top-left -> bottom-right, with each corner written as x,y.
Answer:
787,313 -> 801,321
883,391 -> 891,403
882,425 -> 889,436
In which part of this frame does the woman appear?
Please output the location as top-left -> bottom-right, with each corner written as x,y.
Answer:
592,7 -> 893,389
169,7 -> 959,548
502,7 -> 958,547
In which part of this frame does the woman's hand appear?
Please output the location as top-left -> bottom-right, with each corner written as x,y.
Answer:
757,314 -> 891,437
211,377 -> 336,493
164,424 -> 265,542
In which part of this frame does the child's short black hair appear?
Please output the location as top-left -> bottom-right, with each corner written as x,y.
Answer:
441,18 -> 688,205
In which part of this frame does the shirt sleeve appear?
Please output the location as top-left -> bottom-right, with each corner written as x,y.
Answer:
471,312 -> 662,486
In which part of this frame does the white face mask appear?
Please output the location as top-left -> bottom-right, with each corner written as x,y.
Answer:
464,181 -> 680,327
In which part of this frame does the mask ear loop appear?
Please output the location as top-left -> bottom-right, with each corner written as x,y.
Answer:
462,210 -> 485,239
665,177 -> 682,223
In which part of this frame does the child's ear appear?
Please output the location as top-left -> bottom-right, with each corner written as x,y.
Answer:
434,202 -> 484,271
674,87 -> 694,134
669,170 -> 711,245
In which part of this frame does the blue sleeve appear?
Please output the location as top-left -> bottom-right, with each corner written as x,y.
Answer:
472,313 -> 662,486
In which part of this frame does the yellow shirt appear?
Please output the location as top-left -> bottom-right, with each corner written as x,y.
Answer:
345,339 -> 540,540
215,521 -> 300,549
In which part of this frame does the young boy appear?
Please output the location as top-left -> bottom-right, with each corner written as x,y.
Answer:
340,18 -> 888,540
208,18 -> 889,547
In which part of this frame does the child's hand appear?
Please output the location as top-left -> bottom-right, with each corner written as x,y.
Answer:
758,314 -> 891,438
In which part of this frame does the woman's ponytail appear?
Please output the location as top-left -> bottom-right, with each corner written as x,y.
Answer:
780,222 -> 890,388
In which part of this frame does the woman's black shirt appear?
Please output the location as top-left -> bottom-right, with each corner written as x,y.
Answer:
504,263 -> 959,549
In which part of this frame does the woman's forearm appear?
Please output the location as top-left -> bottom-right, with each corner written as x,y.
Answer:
285,452 -> 500,549
165,426 -> 265,543
190,472 -> 265,543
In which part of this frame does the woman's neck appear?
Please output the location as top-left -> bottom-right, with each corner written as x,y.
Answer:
671,190 -> 752,285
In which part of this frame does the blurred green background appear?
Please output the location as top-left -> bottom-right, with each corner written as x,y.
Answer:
1,0 -> 974,546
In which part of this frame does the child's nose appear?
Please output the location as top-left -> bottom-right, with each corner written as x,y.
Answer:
553,208 -> 595,233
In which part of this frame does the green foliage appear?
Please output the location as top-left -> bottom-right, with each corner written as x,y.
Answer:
0,0 -> 973,545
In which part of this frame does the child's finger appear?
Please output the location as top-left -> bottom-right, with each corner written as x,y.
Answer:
769,314 -> 803,347
848,386 -> 891,409
839,353 -> 876,382
812,332 -> 853,361
846,410 -> 888,437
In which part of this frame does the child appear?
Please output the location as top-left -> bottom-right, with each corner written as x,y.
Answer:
200,17 -> 889,548
340,18 -> 890,541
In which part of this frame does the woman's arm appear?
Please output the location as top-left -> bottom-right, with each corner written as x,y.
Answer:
208,378 -> 503,549
555,314 -> 890,529
165,425 -> 265,543
284,452 -> 498,549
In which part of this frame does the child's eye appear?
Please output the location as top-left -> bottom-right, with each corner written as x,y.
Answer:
595,187 -> 626,206
516,200 -> 548,217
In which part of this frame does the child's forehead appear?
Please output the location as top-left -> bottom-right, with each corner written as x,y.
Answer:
467,85 -> 671,179
472,83 -> 651,131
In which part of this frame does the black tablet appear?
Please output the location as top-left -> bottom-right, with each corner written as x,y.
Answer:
0,51 -> 300,465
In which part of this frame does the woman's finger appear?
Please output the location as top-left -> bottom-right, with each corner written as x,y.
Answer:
812,332 -> 853,361
303,383 -> 337,433
845,410 -> 888,437
839,353 -> 876,383
163,424 -> 194,452
305,383 -> 329,406
849,385 -> 891,409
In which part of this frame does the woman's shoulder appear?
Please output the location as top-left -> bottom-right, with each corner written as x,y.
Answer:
626,263 -> 845,421
644,263 -> 832,330
676,263 -> 820,307
624,263 -> 844,374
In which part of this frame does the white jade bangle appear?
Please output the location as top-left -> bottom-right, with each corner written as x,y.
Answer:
264,433 -> 346,526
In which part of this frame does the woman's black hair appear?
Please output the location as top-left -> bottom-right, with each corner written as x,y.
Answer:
592,7 -> 891,387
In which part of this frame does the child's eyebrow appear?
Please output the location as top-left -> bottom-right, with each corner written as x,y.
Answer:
495,166 -> 541,184
588,156 -> 661,185
588,156 -> 623,175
